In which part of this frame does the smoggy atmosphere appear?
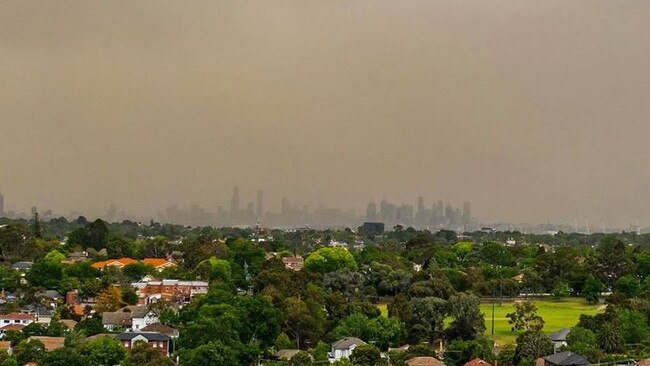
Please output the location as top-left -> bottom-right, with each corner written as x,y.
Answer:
2,1 -> 650,227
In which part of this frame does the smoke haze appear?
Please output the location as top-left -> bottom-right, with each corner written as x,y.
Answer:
1,1 -> 650,226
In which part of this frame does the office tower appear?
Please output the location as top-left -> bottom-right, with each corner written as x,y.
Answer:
0,192 -> 4,216
462,201 -> 471,223
230,186 -> 241,217
256,190 -> 264,220
417,196 -> 424,214
366,202 -> 377,221
281,197 -> 290,215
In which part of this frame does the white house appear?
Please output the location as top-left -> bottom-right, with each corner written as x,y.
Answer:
102,306 -> 159,331
329,337 -> 366,362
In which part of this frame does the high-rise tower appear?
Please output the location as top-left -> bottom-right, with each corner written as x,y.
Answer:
230,186 -> 241,218
256,189 -> 264,220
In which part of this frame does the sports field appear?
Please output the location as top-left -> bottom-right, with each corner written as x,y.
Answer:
377,298 -> 603,345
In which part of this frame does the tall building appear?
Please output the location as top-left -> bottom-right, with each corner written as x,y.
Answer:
281,197 -> 290,215
230,186 -> 241,218
417,196 -> 424,214
462,201 -> 471,223
256,190 -> 264,220
366,202 -> 377,221
0,192 -> 4,216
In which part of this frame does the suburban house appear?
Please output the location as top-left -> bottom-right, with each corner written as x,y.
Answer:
131,279 -> 208,304
548,328 -> 570,352
0,313 -> 35,328
329,337 -> 366,362
11,262 -> 33,271
539,351 -> 588,366
28,336 -> 65,352
406,357 -> 446,366
282,257 -> 304,271
102,306 -> 159,331
116,332 -> 170,356
140,323 -> 179,338
61,251 -> 89,264
463,359 -> 494,366
274,349 -> 303,361
92,258 -> 176,272
142,258 -> 177,272
92,258 -> 138,270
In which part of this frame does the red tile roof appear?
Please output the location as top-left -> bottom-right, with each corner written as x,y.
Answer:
1,313 -> 35,321
463,359 -> 493,366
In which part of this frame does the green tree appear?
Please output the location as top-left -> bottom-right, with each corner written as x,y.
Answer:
44,249 -> 66,263
597,322 -> 624,353
122,341 -> 174,366
25,260 -> 64,289
506,301 -> 544,332
304,247 -> 358,274
581,276 -> 603,305
407,297 -> 447,344
122,262 -> 155,282
447,292 -> 486,341
551,282 -> 570,301
289,351 -> 314,366
349,344 -> 381,366
82,335 -> 127,366
566,327 -> 599,361
31,212 -> 42,239
275,332 -> 296,350
513,331 -> 553,365
38,348 -> 88,366
179,341 -> 238,366
614,275 -> 641,298
444,337 -> 494,366
14,338 -> 45,366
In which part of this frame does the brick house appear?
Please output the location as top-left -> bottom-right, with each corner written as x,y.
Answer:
116,332 -> 170,356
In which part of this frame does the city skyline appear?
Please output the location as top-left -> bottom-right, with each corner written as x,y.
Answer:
2,1 -> 650,228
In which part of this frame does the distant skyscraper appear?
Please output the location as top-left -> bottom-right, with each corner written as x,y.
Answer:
281,197 -> 290,215
417,196 -> 424,214
256,190 -> 264,220
230,186 -> 241,217
0,192 -> 4,216
366,202 -> 377,221
462,201 -> 471,223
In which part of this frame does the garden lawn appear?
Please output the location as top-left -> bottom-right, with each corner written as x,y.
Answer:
481,298 -> 602,345
377,298 -> 602,345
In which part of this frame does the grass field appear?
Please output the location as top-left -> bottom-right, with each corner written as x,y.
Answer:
377,298 -> 602,345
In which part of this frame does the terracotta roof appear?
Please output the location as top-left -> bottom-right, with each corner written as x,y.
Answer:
29,336 -> 66,351
0,313 -> 35,321
637,360 -> 650,366
60,319 -> 77,330
463,359 -> 493,366
406,357 -> 446,366
92,258 -> 138,269
142,258 -> 176,268
0,341 -> 10,350
0,324 -> 25,331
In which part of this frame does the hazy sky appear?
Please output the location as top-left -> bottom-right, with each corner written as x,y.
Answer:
1,1 -> 650,226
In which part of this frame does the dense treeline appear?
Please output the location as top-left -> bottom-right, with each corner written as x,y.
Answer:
2,216 -> 650,365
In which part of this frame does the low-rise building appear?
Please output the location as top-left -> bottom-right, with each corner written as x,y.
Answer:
102,306 -> 159,331
116,332 -> 170,356
329,337 -> 366,362
131,279 -> 208,305
282,257 -> 304,271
